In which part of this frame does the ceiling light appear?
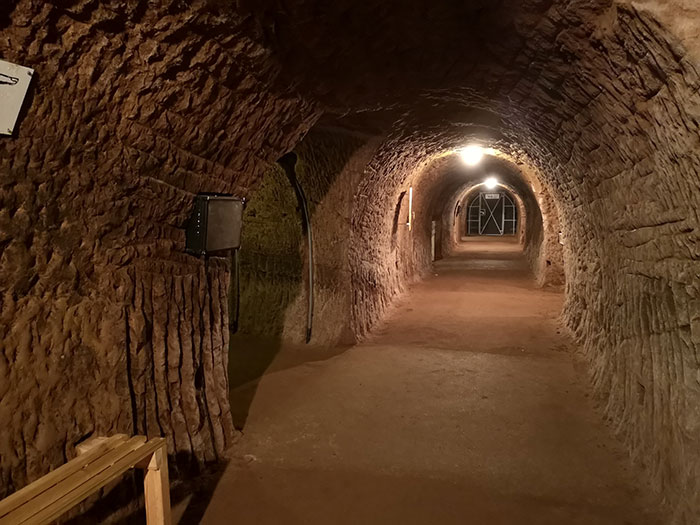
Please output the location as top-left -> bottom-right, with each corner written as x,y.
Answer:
484,177 -> 498,189
459,145 -> 484,166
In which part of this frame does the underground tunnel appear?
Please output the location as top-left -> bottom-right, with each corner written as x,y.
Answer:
0,0 -> 699,523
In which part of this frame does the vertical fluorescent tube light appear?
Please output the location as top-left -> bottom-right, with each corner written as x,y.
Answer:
407,186 -> 413,231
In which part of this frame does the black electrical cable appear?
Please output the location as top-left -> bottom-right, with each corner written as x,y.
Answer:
278,152 -> 314,344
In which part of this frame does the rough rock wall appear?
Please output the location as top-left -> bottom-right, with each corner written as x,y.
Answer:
234,128 -> 377,348
548,11 -> 700,521
0,0 -> 318,496
348,144 -> 429,338
280,131 -> 379,345
526,184 -> 564,288
227,162 -> 304,397
516,163 -> 565,288
234,163 -> 304,343
631,0 -> 700,59
2,0 -> 700,521
319,3 -> 700,518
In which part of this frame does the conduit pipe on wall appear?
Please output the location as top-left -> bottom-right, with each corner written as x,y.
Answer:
278,152 -> 315,343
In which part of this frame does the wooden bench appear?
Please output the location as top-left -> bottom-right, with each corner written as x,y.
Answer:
0,435 -> 171,525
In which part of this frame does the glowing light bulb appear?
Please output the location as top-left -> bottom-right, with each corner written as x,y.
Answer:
459,145 -> 484,166
484,177 -> 498,189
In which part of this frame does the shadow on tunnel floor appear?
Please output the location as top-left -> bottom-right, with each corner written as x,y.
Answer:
229,333 -> 353,429
61,456 -> 228,525
170,462 -> 229,525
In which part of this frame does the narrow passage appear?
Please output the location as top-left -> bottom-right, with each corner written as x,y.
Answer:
197,239 -> 659,525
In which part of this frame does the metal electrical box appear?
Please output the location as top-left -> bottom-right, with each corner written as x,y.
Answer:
185,194 -> 244,255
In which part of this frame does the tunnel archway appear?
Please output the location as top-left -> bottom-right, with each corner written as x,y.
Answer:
1,1 -> 700,522
465,189 -> 518,237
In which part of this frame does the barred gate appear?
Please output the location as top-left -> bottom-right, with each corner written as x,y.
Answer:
467,192 -> 517,235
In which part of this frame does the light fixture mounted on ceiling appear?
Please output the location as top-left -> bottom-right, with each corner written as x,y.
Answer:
484,177 -> 498,189
459,145 -> 484,166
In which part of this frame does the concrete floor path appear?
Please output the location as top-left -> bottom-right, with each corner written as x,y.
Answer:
190,239 -> 660,525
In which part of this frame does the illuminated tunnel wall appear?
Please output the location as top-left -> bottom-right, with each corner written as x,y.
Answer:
1,1 -> 699,521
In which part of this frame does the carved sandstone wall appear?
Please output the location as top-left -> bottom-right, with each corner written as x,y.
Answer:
0,0 -> 318,494
1,0 -> 700,522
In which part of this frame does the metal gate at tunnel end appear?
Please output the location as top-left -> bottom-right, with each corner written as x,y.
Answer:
467,192 -> 517,236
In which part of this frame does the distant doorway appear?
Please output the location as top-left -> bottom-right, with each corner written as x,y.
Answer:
467,192 -> 517,236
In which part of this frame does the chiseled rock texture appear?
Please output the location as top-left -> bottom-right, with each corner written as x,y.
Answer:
234,129 -> 382,346
1,0 -> 700,522
0,0 -> 318,497
237,131 -> 560,347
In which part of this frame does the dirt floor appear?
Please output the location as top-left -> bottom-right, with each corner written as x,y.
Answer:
178,239 -> 660,524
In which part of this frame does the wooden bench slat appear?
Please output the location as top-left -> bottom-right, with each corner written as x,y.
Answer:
0,436 -> 156,525
27,438 -> 166,525
0,434 -> 128,519
144,445 -> 171,525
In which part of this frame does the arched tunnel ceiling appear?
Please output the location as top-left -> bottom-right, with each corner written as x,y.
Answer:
631,0 -> 700,57
1,1 -> 699,521
247,0 -> 698,108
410,154 -> 540,219
244,0 -> 700,216
7,0 -> 695,198
244,0 -> 700,141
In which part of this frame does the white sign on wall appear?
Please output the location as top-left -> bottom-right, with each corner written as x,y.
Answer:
0,59 -> 34,136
